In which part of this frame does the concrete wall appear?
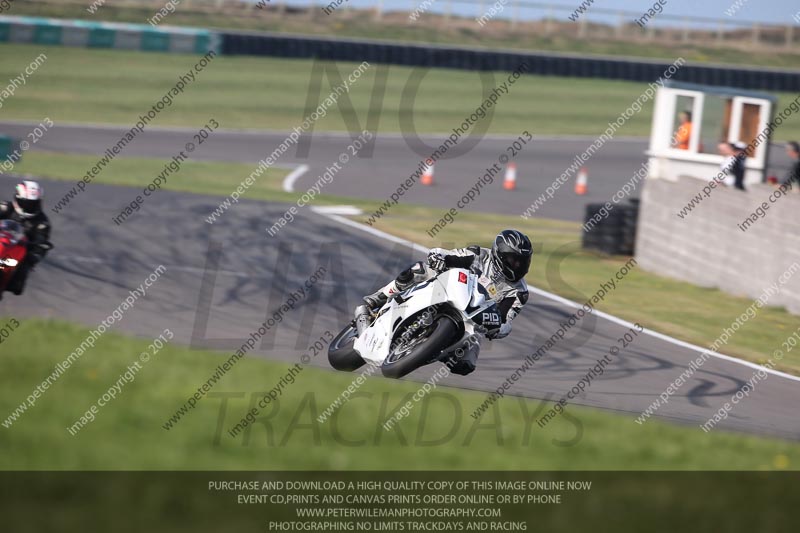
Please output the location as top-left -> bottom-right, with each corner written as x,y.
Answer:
636,176 -> 800,314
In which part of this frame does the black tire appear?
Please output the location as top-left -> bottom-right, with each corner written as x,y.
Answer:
328,322 -> 366,372
381,318 -> 458,379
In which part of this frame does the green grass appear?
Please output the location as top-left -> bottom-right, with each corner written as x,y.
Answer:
3,43 -> 800,140
0,317 -> 797,470
12,150 -> 377,209
10,1 -> 800,70
15,149 -> 800,376
12,151 -> 292,201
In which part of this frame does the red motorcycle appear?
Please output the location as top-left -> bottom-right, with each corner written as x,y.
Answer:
0,220 -> 28,296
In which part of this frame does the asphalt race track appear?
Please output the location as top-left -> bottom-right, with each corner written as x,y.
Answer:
2,121 -> 796,222
3,176 -> 798,441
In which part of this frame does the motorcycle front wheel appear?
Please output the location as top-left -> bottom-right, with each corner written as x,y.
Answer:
381,317 -> 458,379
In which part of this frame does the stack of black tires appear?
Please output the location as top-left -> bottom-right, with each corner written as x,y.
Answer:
581,200 -> 639,256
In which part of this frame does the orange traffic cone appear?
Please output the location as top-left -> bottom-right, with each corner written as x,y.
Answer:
503,162 -> 517,190
575,167 -> 588,195
421,163 -> 434,186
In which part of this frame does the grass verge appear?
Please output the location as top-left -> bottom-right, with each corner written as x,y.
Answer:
2,43 -> 800,140
9,150 -> 293,202
0,317 -> 797,470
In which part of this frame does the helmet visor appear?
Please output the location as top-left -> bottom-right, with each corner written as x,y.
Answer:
499,251 -> 531,282
16,197 -> 41,215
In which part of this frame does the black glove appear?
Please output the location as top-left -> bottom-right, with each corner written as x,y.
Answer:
485,323 -> 511,340
427,252 -> 447,272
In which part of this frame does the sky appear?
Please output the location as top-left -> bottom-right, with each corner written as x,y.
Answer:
277,0 -> 800,29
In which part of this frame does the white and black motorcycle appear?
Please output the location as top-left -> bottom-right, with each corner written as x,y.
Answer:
328,268 -> 501,378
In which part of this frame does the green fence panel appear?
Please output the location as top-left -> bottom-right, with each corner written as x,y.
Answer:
88,27 -> 115,48
141,30 -> 170,52
33,24 -> 62,45
0,15 -> 220,55
194,33 -> 210,54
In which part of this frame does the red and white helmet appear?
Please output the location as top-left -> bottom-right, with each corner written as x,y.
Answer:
13,180 -> 43,218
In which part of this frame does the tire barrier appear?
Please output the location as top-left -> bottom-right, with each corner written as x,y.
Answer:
582,200 -> 639,256
220,30 -> 800,92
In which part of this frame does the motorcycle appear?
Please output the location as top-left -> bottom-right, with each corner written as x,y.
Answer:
328,267 -> 502,379
0,219 -> 28,296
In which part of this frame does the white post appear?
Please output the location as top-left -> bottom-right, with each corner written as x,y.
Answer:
545,6 -> 553,35
578,17 -> 587,39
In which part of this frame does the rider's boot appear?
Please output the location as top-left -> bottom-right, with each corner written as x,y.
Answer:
354,264 -> 425,335
363,289 -> 389,310
355,282 -> 394,335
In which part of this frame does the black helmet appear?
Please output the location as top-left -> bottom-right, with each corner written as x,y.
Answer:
491,229 -> 532,282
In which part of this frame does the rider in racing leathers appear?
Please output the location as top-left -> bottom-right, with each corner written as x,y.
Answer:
355,229 -> 533,375
0,180 -> 52,297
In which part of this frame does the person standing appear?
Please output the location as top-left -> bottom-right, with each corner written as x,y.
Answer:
781,141 -> 800,187
718,142 -> 737,188
730,141 -> 747,191
673,111 -> 692,150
